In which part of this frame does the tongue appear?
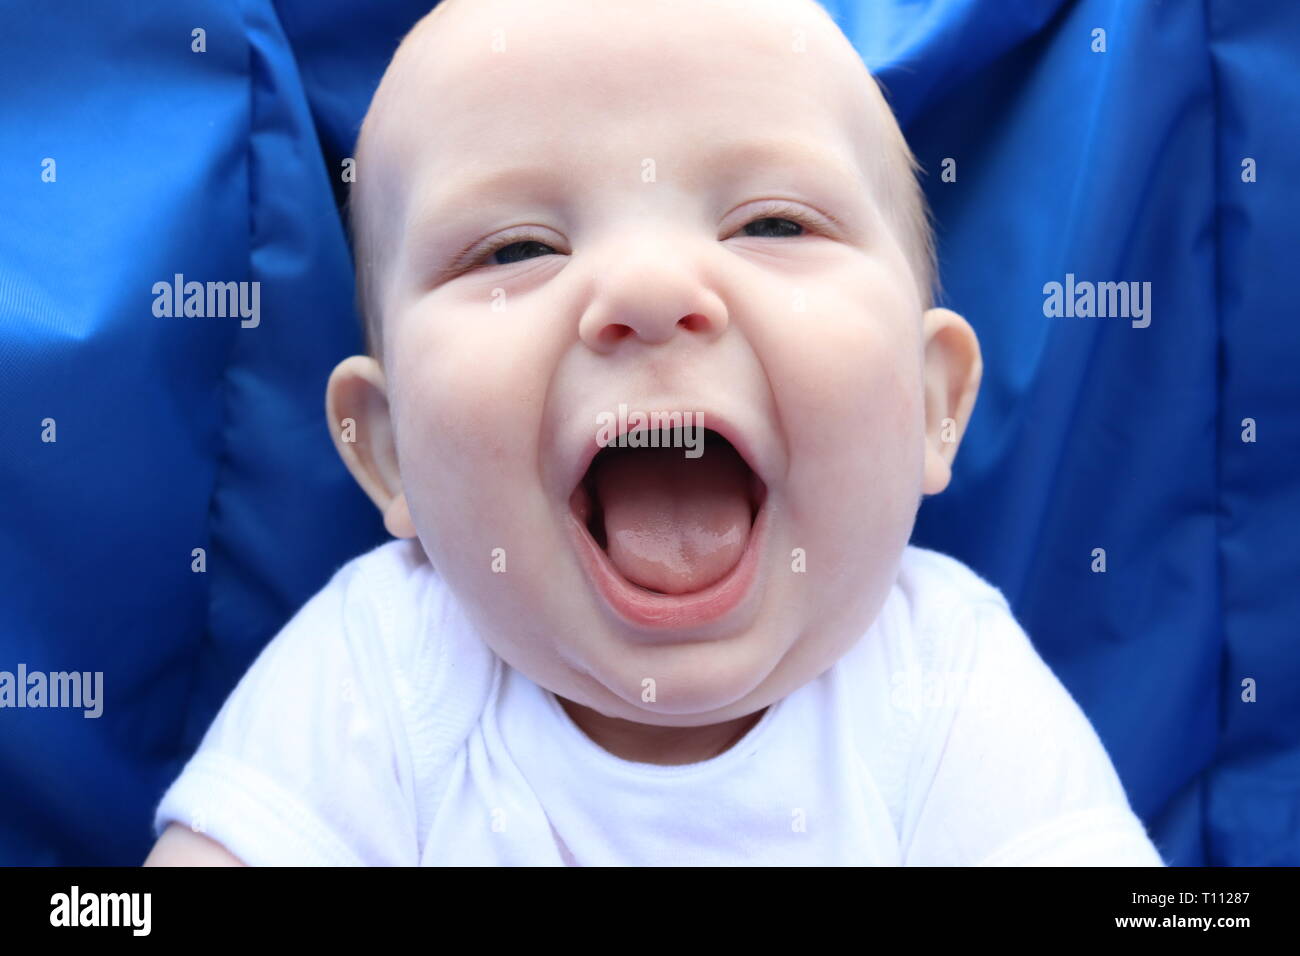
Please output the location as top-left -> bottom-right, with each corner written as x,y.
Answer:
594,441 -> 753,594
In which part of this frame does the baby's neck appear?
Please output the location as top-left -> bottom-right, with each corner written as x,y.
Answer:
557,696 -> 766,766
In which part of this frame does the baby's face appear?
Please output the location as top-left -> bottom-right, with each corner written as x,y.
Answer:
332,0 -> 979,729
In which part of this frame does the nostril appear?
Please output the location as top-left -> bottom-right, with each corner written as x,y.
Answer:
678,314 -> 709,333
599,323 -> 634,346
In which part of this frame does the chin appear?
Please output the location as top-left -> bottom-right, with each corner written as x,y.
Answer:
574,612 -> 798,720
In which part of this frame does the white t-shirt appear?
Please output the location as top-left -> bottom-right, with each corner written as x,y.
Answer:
153,538 -> 1166,866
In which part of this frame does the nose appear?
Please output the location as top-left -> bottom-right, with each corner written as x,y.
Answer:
578,248 -> 728,353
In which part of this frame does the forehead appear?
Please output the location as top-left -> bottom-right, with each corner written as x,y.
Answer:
366,0 -> 893,213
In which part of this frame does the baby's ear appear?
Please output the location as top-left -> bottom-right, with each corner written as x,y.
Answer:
325,356 -> 417,539
920,307 -> 982,495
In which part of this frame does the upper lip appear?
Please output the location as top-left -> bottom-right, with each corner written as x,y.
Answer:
560,403 -> 769,503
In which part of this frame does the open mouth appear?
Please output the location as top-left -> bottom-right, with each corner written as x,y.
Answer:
568,427 -> 768,632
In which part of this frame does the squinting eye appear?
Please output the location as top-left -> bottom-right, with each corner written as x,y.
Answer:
478,237 -> 559,268
730,201 -> 831,240
740,216 -> 804,238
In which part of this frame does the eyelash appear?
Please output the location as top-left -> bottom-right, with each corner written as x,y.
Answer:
461,200 -> 834,272
740,200 -> 835,235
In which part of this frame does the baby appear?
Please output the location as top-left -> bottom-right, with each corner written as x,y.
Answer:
146,0 -> 1165,866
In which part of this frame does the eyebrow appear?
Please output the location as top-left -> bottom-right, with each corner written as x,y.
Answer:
403,165 -> 564,261
404,136 -> 864,255
697,136 -> 864,192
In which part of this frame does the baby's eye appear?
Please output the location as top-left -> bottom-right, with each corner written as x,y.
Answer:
486,238 -> 559,266
739,216 -> 804,239
728,201 -> 831,240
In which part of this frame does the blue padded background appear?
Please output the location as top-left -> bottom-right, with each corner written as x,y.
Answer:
0,0 -> 1294,864
0,1 -> 388,864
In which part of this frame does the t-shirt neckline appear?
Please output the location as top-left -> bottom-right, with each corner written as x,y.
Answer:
538,682 -> 785,779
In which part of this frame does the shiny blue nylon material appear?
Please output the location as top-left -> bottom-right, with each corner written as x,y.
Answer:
0,0 -> 1294,864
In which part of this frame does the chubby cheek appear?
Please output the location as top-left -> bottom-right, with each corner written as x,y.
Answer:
386,313 -> 558,609
762,278 -> 925,595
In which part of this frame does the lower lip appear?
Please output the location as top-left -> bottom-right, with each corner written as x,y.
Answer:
568,505 -> 767,639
